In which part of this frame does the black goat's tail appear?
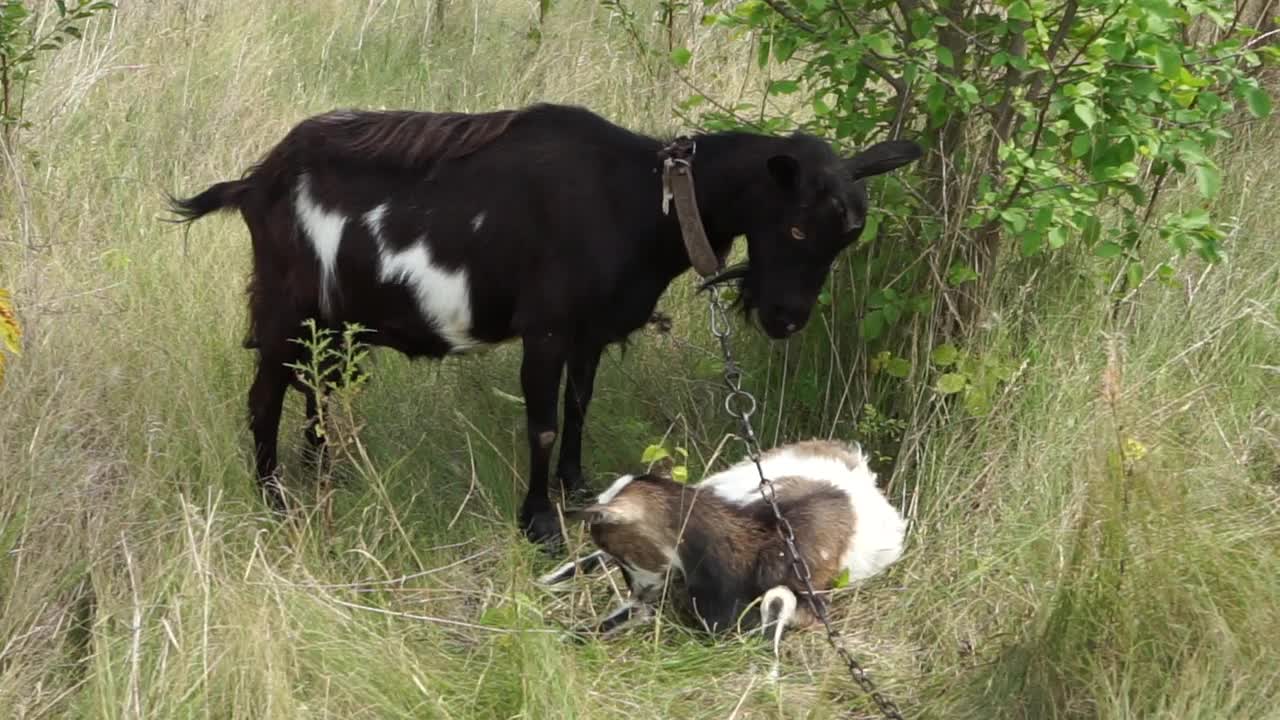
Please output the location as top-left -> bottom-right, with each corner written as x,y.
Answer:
165,179 -> 251,224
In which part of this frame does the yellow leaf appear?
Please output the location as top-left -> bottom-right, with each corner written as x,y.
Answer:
0,288 -> 21,356
1124,437 -> 1149,462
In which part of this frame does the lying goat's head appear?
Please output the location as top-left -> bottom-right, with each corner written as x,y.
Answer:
565,473 -> 684,603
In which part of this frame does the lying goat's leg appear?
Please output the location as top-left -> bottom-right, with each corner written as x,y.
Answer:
597,598 -> 653,636
536,549 -> 613,588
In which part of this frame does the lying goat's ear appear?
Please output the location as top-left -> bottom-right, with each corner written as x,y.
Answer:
564,503 -> 631,525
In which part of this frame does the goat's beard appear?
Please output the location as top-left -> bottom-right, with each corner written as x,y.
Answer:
699,262 -> 764,332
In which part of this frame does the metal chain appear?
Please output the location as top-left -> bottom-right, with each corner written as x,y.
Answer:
707,285 -> 906,720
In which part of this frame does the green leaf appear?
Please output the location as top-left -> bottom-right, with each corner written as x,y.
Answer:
860,310 -> 885,341
955,81 -> 980,106
947,264 -> 979,285
1241,85 -> 1272,118
1195,163 -> 1221,199
931,343 -> 959,367
1182,208 -> 1211,229
936,373 -> 967,394
756,38 -> 771,68
813,95 -> 831,116
1070,133 -> 1091,158
670,47 -> 692,67
1155,45 -> 1182,77
773,34 -> 798,62
1082,215 -> 1102,246
672,465 -> 689,483
865,32 -> 896,57
1074,103 -> 1097,128
1000,208 -> 1028,233
1021,232 -> 1044,257
1126,260 -> 1143,289
1007,0 -> 1032,21
1049,226 -> 1068,248
887,356 -> 912,378
859,212 -> 881,245
641,444 -> 670,464
882,302 -> 902,326
936,45 -> 954,68
833,568 -> 851,588
768,79 -> 800,95
1095,241 -> 1124,258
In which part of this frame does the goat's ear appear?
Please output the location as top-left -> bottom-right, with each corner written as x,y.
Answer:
564,503 -> 632,526
844,139 -> 924,180
766,154 -> 802,191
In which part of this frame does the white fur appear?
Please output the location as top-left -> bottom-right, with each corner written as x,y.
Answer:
470,211 -> 486,232
623,562 -> 667,599
840,461 -> 907,582
594,474 -> 635,504
363,203 -> 387,237
362,203 -> 479,352
295,174 -> 347,316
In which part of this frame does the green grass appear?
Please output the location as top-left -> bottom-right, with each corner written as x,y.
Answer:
2,1 -> 1279,718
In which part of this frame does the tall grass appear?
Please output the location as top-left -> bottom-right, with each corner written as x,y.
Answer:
2,1 -> 1278,718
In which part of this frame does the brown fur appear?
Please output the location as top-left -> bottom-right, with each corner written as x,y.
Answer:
299,108 -> 523,171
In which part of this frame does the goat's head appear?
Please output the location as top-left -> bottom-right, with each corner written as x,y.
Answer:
704,138 -> 923,340
565,473 -> 682,601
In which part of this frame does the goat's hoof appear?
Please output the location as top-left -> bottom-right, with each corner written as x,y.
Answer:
557,476 -> 595,505
259,476 -> 289,515
520,506 -> 564,549
556,467 -> 591,494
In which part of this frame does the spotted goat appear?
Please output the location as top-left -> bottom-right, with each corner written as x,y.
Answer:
167,103 -> 922,545
538,439 -> 907,660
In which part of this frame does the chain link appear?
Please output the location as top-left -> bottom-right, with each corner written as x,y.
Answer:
706,285 -> 906,720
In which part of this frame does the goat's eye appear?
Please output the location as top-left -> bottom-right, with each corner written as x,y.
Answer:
790,226 -> 806,240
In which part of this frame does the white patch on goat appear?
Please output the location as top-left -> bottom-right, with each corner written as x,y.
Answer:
700,448 -> 850,505
364,207 -> 479,352
621,560 -> 668,602
295,174 -> 347,316
363,203 -> 388,238
839,459 -> 907,583
470,211 -> 486,233
594,474 -> 635,504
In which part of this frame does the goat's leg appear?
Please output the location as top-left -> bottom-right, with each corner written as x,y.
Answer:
596,598 -> 653,636
249,351 -> 293,512
518,334 -> 568,545
556,342 -> 604,502
536,549 -> 613,588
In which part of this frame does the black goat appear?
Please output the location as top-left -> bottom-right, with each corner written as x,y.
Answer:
167,102 -> 922,545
